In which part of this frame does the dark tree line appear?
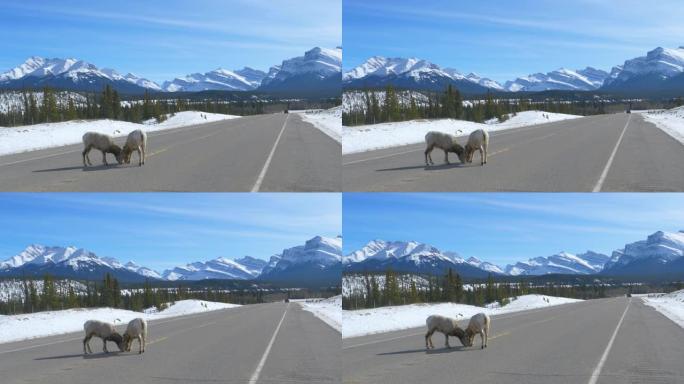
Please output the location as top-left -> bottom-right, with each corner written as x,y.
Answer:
0,273 -> 265,316
342,268 -> 611,310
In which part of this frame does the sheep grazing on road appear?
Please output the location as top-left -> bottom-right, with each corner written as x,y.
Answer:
123,317 -> 148,354
83,320 -> 124,354
424,131 -> 466,166
464,129 -> 489,165
464,313 -> 490,349
82,132 -> 123,167
425,315 -> 468,349
122,129 -> 147,166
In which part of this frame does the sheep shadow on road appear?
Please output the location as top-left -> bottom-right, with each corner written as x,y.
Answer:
32,164 -> 127,173
376,162 -> 471,173
34,352 -> 124,361
377,346 -> 466,356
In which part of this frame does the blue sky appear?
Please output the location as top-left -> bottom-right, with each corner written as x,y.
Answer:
0,0 -> 341,83
0,193 -> 341,273
343,0 -> 684,82
343,193 -> 684,267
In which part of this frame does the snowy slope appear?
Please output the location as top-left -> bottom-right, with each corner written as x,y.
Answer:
0,91 -> 87,114
504,251 -> 609,276
0,279 -> 88,303
259,47 -> 342,90
0,111 -> 239,156
641,290 -> 684,328
342,294 -> 582,338
295,106 -> 342,142
0,300 -> 240,344
604,47 -> 684,86
296,295 -> 341,332
162,256 -> 266,281
603,230 -> 684,273
641,106 -> 684,146
342,111 -> 581,154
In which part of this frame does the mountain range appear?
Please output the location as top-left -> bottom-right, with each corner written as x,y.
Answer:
0,236 -> 342,285
0,47 -> 342,96
344,230 -> 684,278
343,46 -> 684,95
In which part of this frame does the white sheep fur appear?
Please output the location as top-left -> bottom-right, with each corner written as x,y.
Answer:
83,320 -> 124,354
122,129 -> 147,166
465,312 -> 490,349
123,317 -> 148,354
425,315 -> 468,349
464,129 -> 489,165
82,132 -> 123,167
424,131 -> 466,166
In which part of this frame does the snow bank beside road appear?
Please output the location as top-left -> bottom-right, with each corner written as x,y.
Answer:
0,299 -> 240,344
642,289 -> 684,328
0,111 -> 239,156
641,107 -> 684,146
296,295 -> 341,332
342,111 -> 580,154
295,107 -> 342,143
342,294 -> 582,338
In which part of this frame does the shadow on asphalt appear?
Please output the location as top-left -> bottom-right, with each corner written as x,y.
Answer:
32,164 -> 125,173
377,346 -> 466,356
34,351 -> 124,360
376,162 -> 471,172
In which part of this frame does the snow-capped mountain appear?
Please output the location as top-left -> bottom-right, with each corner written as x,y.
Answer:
259,47 -> 342,95
602,230 -> 684,276
466,256 -> 505,274
602,47 -> 684,92
162,67 -> 267,92
162,255 -> 267,281
504,67 -> 609,92
343,56 -> 497,94
0,56 -> 161,94
344,240 -> 498,278
0,245 -> 158,282
258,236 -> 343,285
124,261 -> 162,279
504,251 -> 609,276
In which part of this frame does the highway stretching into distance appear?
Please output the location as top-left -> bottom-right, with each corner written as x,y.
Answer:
342,297 -> 684,384
343,113 -> 684,192
0,113 -> 341,192
0,302 -> 340,384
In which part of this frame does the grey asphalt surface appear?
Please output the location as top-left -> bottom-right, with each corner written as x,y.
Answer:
0,113 -> 341,192
342,298 -> 684,384
342,113 -> 684,191
0,302 -> 340,384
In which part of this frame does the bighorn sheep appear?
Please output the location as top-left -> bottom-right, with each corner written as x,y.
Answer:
122,129 -> 147,166
464,129 -> 489,165
464,313 -> 490,349
425,315 -> 468,349
83,320 -> 124,354
82,132 -> 123,167
424,131 -> 465,166
123,317 -> 147,354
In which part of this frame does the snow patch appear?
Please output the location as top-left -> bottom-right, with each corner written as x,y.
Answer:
641,107 -> 684,146
342,294 -> 582,338
0,299 -> 240,344
295,107 -> 341,143
641,290 -> 684,328
296,295 -> 341,332
342,111 -> 581,155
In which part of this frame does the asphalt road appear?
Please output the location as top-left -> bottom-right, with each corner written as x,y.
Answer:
0,113 -> 341,192
342,113 -> 684,191
342,298 -> 684,384
0,302 -> 340,384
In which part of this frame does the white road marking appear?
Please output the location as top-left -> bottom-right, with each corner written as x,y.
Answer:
248,304 -> 289,384
251,115 -> 288,192
593,114 -> 631,192
587,299 -> 631,384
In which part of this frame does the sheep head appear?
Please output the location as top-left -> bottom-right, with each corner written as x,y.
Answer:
451,144 -> 466,163
452,327 -> 469,347
109,332 -> 125,352
110,145 -> 124,165
123,333 -> 132,352
121,145 -> 133,164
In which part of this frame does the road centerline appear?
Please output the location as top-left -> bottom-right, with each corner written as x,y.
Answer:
587,299 -> 631,384
251,115 -> 289,192
248,304 -> 289,384
593,114 -> 631,192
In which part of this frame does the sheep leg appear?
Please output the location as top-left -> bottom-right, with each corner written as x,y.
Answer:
479,147 -> 484,166
83,146 -> 92,167
484,327 -> 489,348
138,335 -> 143,354
425,330 -> 434,349
101,150 -> 108,166
443,150 -> 449,164
480,331 -> 485,349
444,334 -> 451,348
142,333 -> 146,353
483,144 -> 488,164
141,144 -> 146,165
424,146 -> 434,166
83,335 -> 92,354
102,338 -> 109,353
